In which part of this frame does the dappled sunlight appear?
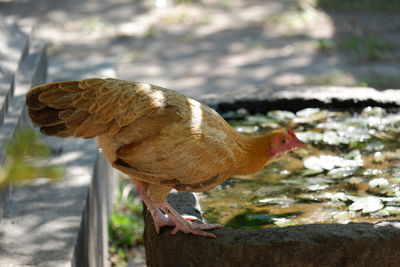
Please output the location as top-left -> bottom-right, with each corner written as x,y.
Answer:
374,220 -> 400,229
111,1 -> 340,101
3,0 -> 348,101
0,181 -> 90,263
137,83 -> 167,107
188,98 -> 204,133
3,0 -> 400,96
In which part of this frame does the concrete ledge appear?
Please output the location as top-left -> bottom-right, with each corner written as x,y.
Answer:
144,193 -> 400,267
203,85 -> 400,112
0,16 -> 30,129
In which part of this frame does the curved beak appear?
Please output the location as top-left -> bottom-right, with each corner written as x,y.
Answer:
291,133 -> 307,150
288,129 -> 307,149
296,138 -> 307,148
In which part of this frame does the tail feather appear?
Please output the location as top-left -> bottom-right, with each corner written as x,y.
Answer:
26,86 -> 48,111
40,124 -> 73,137
26,78 -> 160,139
28,107 -> 63,127
26,80 -> 96,138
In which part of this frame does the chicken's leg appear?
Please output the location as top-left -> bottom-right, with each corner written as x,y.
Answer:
133,180 -> 174,232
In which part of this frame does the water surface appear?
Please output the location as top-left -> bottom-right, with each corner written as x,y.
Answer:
200,107 -> 400,229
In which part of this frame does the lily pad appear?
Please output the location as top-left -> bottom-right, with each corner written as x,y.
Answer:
295,131 -> 323,143
348,196 -> 384,214
296,193 -> 320,202
306,177 -> 334,184
247,115 -> 277,123
295,109 -> 330,123
328,167 -> 358,178
373,151 -> 385,163
363,168 -> 384,176
267,110 -> 296,121
333,211 -> 355,224
369,178 -> 389,189
257,196 -> 295,207
365,141 -> 385,151
332,192 -> 349,202
301,152 -> 365,181
304,154 -> 363,172
307,184 -> 329,191
361,106 -> 386,116
383,206 -> 400,215
272,217 -> 295,227
370,209 -> 390,217
380,197 -> 400,206
296,108 -> 321,117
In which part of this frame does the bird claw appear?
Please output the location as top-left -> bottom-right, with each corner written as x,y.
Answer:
153,217 -> 175,234
170,222 -> 222,238
155,202 -> 222,238
153,214 -> 220,237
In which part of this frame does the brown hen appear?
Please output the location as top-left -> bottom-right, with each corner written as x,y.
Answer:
26,78 -> 305,238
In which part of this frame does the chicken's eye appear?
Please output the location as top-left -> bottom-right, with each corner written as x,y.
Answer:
280,139 -> 287,144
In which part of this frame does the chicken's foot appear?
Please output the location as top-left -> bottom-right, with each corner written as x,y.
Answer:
157,202 -> 222,238
134,180 -> 221,237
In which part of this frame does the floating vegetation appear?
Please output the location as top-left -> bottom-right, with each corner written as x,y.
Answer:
199,107 -> 400,229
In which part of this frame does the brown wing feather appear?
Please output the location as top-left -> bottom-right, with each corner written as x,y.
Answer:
26,78 -> 168,138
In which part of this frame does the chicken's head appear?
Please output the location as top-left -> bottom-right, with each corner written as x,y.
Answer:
268,129 -> 306,158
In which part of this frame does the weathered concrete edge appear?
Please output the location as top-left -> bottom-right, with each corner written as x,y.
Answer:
0,37 -> 46,221
202,86 -> 400,112
0,18 -> 31,130
73,154 -> 119,267
144,193 -> 400,266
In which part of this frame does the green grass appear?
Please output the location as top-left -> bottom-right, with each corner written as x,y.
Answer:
305,70 -> 357,86
306,70 -> 400,89
317,0 -> 400,12
338,33 -> 395,62
359,73 -> 400,89
315,34 -> 396,63
315,38 -> 335,52
109,181 -> 144,266
1,129 -> 62,187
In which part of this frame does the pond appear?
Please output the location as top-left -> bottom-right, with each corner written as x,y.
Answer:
199,107 -> 400,230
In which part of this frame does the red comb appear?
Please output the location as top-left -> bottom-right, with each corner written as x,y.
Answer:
288,129 -> 295,136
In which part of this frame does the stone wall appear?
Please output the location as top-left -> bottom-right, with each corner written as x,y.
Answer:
144,193 -> 400,266
0,17 -> 117,266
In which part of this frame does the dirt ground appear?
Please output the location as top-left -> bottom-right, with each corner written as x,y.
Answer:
1,0 -> 399,265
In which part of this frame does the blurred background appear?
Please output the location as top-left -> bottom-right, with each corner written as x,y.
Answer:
1,0 -> 400,266
2,0 -> 400,101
